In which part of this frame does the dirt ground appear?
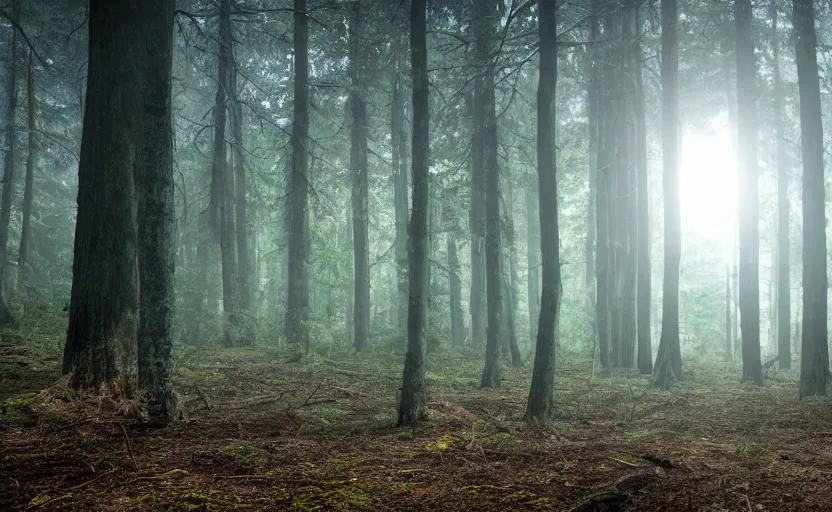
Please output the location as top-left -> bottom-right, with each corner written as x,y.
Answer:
2,334 -> 832,511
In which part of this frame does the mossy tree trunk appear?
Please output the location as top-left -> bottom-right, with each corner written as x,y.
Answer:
136,0 -> 177,418
64,0 -> 143,390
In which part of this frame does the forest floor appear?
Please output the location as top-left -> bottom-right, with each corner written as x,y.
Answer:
1,332 -> 832,511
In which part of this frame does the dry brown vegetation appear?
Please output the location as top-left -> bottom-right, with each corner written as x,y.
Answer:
2,336 -> 832,511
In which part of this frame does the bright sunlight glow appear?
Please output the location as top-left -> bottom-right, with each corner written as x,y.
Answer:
679,112 -> 737,262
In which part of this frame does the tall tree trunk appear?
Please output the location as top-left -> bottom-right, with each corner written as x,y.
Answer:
136,0 -> 177,418
448,226 -> 464,347
586,2 -> 599,350
793,0 -> 829,397
526,178 -> 540,344
616,1 -> 638,370
526,0 -> 560,420
229,34 -> 251,313
652,0 -> 682,389
507,181 -> 521,365
63,0 -> 142,389
469,90 -> 487,344
286,0 -> 310,350
211,0 -> 237,329
18,47 -> 34,294
445,188 -> 464,347
595,8 -> 614,372
725,263 -> 733,361
634,1 -> 652,375
397,0 -> 429,426
479,0 -> 503,389
392,43 -> 409,338
0,0 -> 19,327
349,1 -> 370,352
735,0 -> 762,385
771,0 -> 790,370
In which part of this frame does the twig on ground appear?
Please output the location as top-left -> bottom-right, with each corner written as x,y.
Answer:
301,399 -> 337,407
119,424 -> 140,471
301,380 -> 325,407
609,457 -> 641,468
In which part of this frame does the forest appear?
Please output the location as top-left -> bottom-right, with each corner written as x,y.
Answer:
0,0 -> 831,510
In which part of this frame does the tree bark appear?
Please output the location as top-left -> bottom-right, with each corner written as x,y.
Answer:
63,0 -> 142,389
735,0 -> 762,386
286,0 -> 310,350
448,224 -> 464,347
771,0 -> 790,370
526,179 -> 540,344
634,1 -> 652,375
793,0 -> 829,397
0,0 -> 19,327
469,88 -> 487,344
212,0 -> 237,330
595,7 -> 613,372
652,0 -> 682,389
397,0 -> 429,426
229,19 -> 252,313
18,46 -> 34,294
349,1 -> 370,352
526,0 -> 559,420
391,41 -> 409,338
479,0 -> 503,389
586,2 -> 599,350
444,188 -> 464,348
136,0 -> 177,418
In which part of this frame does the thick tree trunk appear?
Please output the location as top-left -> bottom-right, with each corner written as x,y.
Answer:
735,0 -> 762,385
526,0 -> 559,420
479,0 -> 503,389
286,0 -> 310,350
136,0 -> 177,418
771,0 -> 790,370
349,1 -> 370,352
0,0 -> 19,327
397,0 -> 429,426
18,47 -> 34,293
391,46 -> 409,338
652,0 -> 682,389
525,180 -> 540,344
63,0 -> 142,389
793,0 -> 829,397
634,1 -> 652,375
